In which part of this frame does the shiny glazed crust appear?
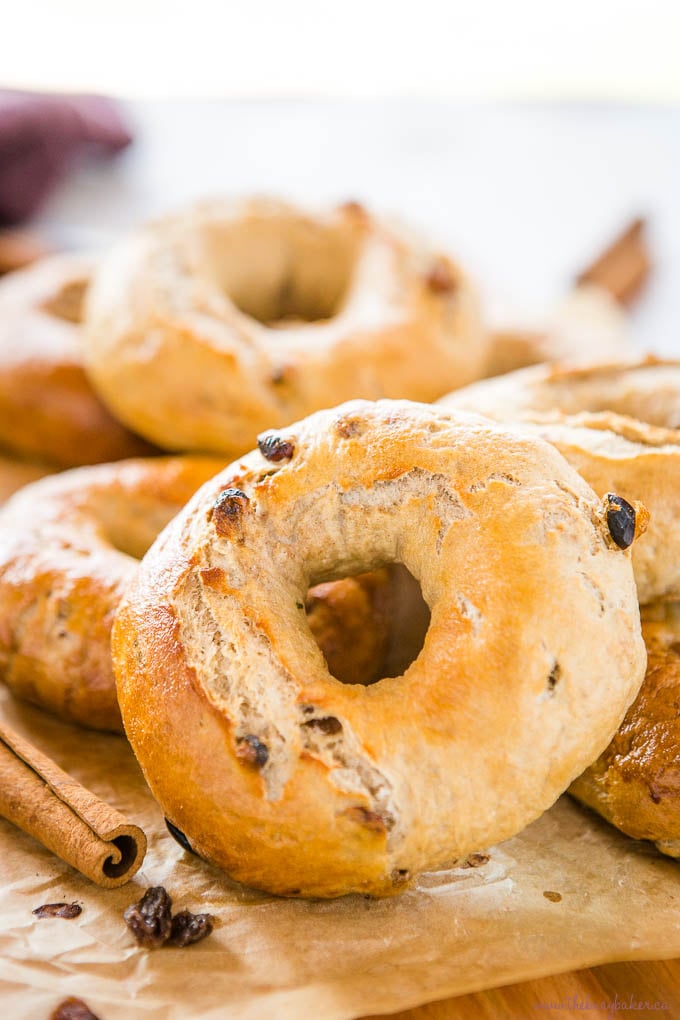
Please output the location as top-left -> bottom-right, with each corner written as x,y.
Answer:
0,456 -> 226,731
113,400 -> 645,898
0,254 -> 154,467
570,609 -> 680,858
83,198 -> 486,455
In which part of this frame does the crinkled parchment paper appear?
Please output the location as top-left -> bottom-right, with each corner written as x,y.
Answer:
2,686 -> 680,1020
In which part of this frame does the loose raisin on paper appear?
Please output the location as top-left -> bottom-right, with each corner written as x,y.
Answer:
123,885 -> 173,948
33,902 -> 82,919
169,909 -> 214,947
50,998 -> 100,1020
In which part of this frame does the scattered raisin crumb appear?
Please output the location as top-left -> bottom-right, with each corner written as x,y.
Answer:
235,734 -> 269,767
604,493 -> 637,549
296,600 -> 305,610
50,998 -> 100,1020
257,432 -> 295,462
391,868 -> 410,885
463,853 -> 490,868
303,716 -> 343,735
123,886 -> 173,947
165,818 -> 195,854
169,909 -> 214,947
543,890 -> 562,903
33,902 -> 82,919
425,257 -> 458,295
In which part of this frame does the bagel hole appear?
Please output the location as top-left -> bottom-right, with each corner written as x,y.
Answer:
41,278 -> 88,323
306,564 -> 430,685
203,221 -> 358,326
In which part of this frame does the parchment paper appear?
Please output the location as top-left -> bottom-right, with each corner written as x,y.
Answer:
1,685 -> 679,1020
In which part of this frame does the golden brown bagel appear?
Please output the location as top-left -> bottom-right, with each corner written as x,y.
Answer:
441,361 -> 680,604
0,254 -> 155,468
0,456 -> 226,731
83,198 -> 486,456
113,400 -> 645,898
570,607 -> 680,859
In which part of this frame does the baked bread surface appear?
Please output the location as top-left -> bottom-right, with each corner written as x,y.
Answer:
113,399 -> 645,897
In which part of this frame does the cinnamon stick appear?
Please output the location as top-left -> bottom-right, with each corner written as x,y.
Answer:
0,719 -> 146,887
576,217 -> 651,306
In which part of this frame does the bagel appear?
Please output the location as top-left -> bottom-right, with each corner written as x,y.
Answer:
0,253 -> 154,468
570,606 -> 680,859
0,456 -> 226,731
441,360 -> 680,604
83,198 -> 486,456
445,356 -> 680,427
0,457 -> 412,731
113,399 -> 645,898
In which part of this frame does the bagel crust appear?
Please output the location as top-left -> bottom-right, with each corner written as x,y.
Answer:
0,254 -> 154,467
113,400 -> 645,898
441,362 -> 680,605
83,198 -> 486,455
0,456 -> 226,731
570,608 -> 680,859
446,355 -> 680,427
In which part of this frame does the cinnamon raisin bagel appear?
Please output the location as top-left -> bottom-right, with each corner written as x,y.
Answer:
445,356 -> 680,427
113,399 -> 646,898
570,605 -> 680,859
83,198 -> 486,456
441,360 -> 680,604
0,456 -> 226,731
0,254 -> 154,468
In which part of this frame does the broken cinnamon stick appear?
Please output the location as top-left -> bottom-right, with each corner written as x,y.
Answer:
0,718 -> 146,887
576,217 -> 651,306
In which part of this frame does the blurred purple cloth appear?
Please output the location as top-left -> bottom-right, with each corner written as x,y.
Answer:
0,91 -> 132,225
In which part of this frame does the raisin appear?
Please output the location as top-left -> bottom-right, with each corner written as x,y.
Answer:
213,488 -> 249,517
33,902 -> 82,919
123,886 -> 173,948
257,432 -> 295,462
235,734 -> 269,767
425,257 -> 458,295
50,998 -> 100,1020
546,662 -> 561,693
169,909 -> 214,947
543,890 -> 562,902
303,716 -> 342,735
165,818 -> 195,854
212,488 -> 250,538
463,853 -> 490,868
605,493 -> 636,549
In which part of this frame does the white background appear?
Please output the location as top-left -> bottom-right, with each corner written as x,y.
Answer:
4,1 -> 680,352
3,0 -> 680,101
